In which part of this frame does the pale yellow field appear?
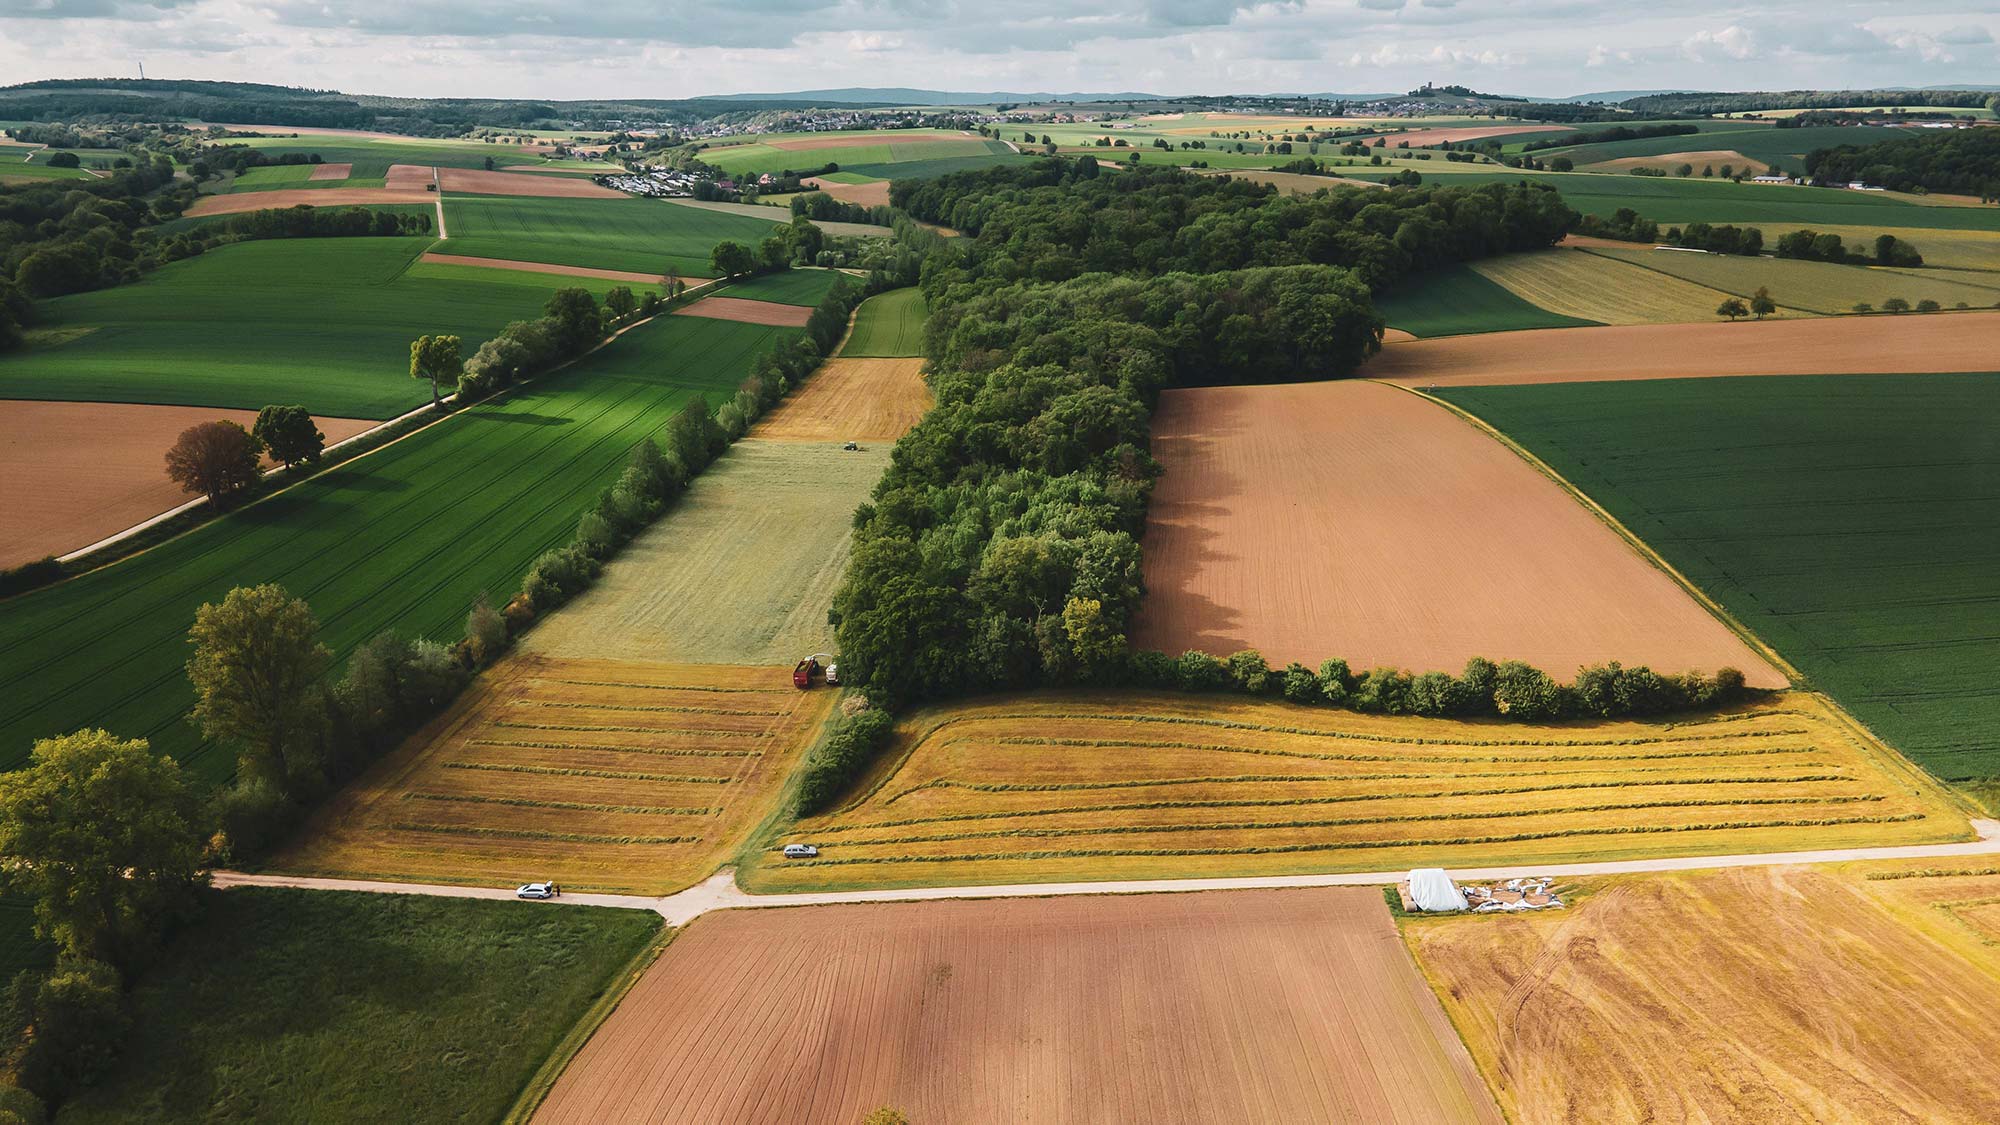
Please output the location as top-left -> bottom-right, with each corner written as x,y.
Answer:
273,657 -> 831,893
1588,246 -> 2000,314
1749,225 -> 2000,272
1472,248 -> 1771,324
744,689 -> 1970,892
1407,862 -> 2000,1124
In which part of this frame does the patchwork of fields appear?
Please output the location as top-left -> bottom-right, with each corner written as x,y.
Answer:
750,690 -> 1965,891
1372,263 -> 1601,337
699,135 -> 1013,176
274,659 -> 830,893
441,195 -> 786,277
1471,248 -> 1747,325
1440,373 -> 2000,780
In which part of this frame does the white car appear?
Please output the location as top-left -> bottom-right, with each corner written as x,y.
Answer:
783,844 -> 820,859
516,882 -> 558,899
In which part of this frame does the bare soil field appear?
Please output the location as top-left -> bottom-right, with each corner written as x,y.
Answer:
435,167 -> 621,198
0,400 -> 372,567
673,296 -> 813,326
184,187 -> 437,216
534,888 -> 1502,1125
1365,311 -> 2000,387
270,657 -> 830,894
1586,148 -> 1762,173
306,162 -> 352,181
1364,125 -> 1574,146
1408,863 -> 2000,1124
418,251 -> 670,285
802,176 -> 891,207
751,689 -> 1964,892
523,443 -> 890,665
1129,380 -> 1784,683
750,357 -> 930,442
382,163 -> 438,191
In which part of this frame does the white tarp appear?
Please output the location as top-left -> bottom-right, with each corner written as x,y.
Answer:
1407,868 -> 1468,912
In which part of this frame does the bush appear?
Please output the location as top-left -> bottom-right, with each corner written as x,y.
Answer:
521,544 -> 598,611
1174,651 -> 1229,692
1280,663 -> 1318,703
1316,658 -> 1353,705
465,593 -> 507,667
1223,650 -> 1272,694
793,708 -> 896,815
0,1084 -> 46,1125
210,777 -> 298,861
9,959 -> 127,1105
1126,649 -> 1177,689
1492,660 -> 1563,719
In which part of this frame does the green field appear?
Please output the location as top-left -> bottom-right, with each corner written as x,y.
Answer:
840,287 -> 927,356
1373,263 -> 1601,337
701,138 -> 1009,176
1547,125 -> 1902,174
0,238 -> 628,419
0,312 -> 801,782
229,135 -> 524,178
1440,372 -> 2000,780
718,267 -> 847,307
60,889 -> 660,1125
1585,246 -> 2000,314
841,151 -> 1032,180
442,195 -> 784,277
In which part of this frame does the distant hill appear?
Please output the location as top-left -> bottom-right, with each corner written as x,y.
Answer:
697,88 -> 1172,105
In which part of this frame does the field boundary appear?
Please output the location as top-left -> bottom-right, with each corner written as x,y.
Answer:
501,922 -> 679,1125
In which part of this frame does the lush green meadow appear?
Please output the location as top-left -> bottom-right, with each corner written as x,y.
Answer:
717,266 -> 847,306
0,312 -> 800,782
1441,372 -> 2000,780
150,202 -> 437,237
700,137 -> 1010,176
442,195 -> 783,277
841,286 -> 927,356
0,238 -> 622,418
229,134 -> 526,178
841,151 -> 1031,180
60,889 -> 660,1125
1374,263 -> 1600,337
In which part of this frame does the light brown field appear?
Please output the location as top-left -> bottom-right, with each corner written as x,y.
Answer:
1364,125 -> 1575,146
0,400 -> 372,567
305,162 -> 352,181
269,657 -> 830,893
766,131 -> 968,151
435,166 -> 621,198
1365,311 -> 2000,386
801,176 -> 891,207
673,296 -> 813,326
522,443 -> 890,665
382,163 -> 438,191
1471,248 -> 1768,324
183,187 -> 436,216
417,251 -> 670,286
1129,380 -> 1785,683
534,888 -> 1502,1125
1585,148 -> 1763,173
751,689 -> 1964,892
1407,863 -> 2000,1124
750,357 -> 930,442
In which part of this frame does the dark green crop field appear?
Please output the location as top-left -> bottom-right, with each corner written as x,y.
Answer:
442,196 -> 785,278
0,238 -> 621,419
60,889 -> 659,1125
842,151 -> 1032,181
1374,263 -> 1600,337
0,313 -> 799,782
718,266 -> 847,307
1440,372 -> 2000,780
840,287 -> 928,357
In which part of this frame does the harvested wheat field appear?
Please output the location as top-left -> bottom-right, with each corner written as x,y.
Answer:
0,400 -> 373,567
1366,311 -> 2000,387
674,296 -> 814,326
184,187 -> 436,216
1408,863 -> 2000,1124
1470,249 -> 1760,325
417,252 -> 672,286
435,167 -> 621,198
305,162 -> 352,181
749,689 -> 1965,892
535,888 -> 1501,1125
525,443 -> 890,664
802,176 -> 890,207
751,358 -> 930,442
1130,380 -> 1784,683
270,656 -> 831,893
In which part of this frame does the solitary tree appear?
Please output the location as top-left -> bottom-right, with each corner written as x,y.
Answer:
1749,287 -> 1776,319
710,240 -> 755,277
409,333 -> 463,408
186,583 -> 331,792
252,404 -> 325,468
0,729 -> 207,973
165,419 -> 263,503
1715,298 -> 1749,321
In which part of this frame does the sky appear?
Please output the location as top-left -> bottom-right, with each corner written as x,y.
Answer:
0,0 -> 1995,101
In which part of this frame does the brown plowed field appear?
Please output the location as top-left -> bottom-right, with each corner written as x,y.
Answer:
1129,380 -> 1784,684
1366,311 -> 2000,387
435,167 -> 620,198
418,252 -> 668,285
534,889 -> 1502,1125
382,163 -> 438,190
750,357 -> 930,442
185,187 -> 436,216
1360,125 -> 1574,146
673,296 -> 813,326
1408,864 -> 2000,1124
0,401 -> 372,567
270,657 -> 831,893
802,177 -> 891,207
306,162 -> 352,181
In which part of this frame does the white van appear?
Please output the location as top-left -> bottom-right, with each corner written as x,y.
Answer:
783,843 -> 820,859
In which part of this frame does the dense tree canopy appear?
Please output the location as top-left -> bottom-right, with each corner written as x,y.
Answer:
1806,127 -> 2000,196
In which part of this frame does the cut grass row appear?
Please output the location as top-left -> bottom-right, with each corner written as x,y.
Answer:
1439,372 -> 2000,780
440,195 -> 787,278
0,312 -> 803,782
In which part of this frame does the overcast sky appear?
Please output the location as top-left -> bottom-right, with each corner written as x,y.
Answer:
1,0 -> 1995,101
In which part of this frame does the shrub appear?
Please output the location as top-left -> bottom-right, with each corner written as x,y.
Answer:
793,708 -> 896,815
522,544 -> 598,610
0,1084 -> 45,1125
1126,649 -> 1178,689
1492,660 -> 1563,719
1223,650 -> 1272,694
465,593 -> 507,667
9,959 -> 128,1105
1316,658 -> 1353,705
210,776 -> 298,861
1280,663 -> 1319,703
1351,667 -> 1412,714
1175,651 -> 1229,692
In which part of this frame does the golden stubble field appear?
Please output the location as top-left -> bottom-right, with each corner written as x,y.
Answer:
746,689 -> 1968,892
534,888 -> 1503,1125
1407,862 -> 2000,1124
272,656 -> 832,893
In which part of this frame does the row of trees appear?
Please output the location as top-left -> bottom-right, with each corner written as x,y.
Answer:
1805,123 -> 2000,196
709,214 -> 830,277
162,406 -> 326,503
1773,228 -> 1924,267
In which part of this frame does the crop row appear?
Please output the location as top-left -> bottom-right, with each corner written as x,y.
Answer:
1866,866 -> 2000,882
952,710 -> 1810,749
468,738 -> 759,758
543,678 -> 788,695
983,734 -> 1816,765
403,792 -> 714,816
521,701 -> 787,717
895,769 -> 1852,798
389,823 -> 700,846
442,762 -> 733,784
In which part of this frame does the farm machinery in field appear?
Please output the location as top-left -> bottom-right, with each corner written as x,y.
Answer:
793,652 -> 838,689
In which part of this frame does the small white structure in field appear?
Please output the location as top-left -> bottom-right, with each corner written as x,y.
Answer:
1406,868 -> 1469,912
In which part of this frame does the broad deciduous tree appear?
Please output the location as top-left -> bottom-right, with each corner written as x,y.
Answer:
251,404 -> 325,468
164,419 -> 263,503
186,583 -> 331,792
408,334 -> 463,408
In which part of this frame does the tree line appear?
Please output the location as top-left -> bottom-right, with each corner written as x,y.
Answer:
1805,127 -> 2000,198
